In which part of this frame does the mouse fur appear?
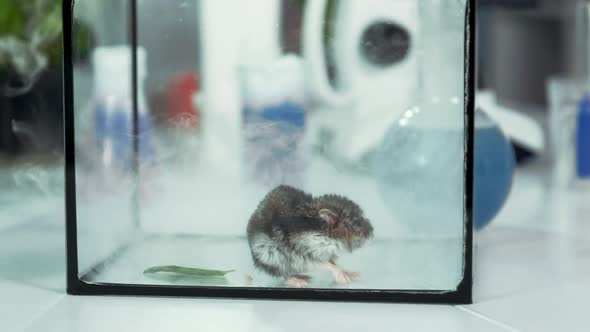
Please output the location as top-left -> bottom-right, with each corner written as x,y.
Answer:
246,185 -> 373,284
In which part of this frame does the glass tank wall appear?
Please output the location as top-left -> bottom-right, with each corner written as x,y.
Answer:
70,0 -> 469,292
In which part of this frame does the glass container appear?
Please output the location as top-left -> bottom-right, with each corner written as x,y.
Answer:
63,0 -> 474,303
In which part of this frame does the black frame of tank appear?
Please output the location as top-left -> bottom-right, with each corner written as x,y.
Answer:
62,0 -> 476,304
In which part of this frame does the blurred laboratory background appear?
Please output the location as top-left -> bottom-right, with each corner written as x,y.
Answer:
1,0 -> 590,331
0,0 -> 587,228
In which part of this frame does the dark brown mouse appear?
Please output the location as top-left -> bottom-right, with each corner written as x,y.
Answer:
246,185 -> 374,288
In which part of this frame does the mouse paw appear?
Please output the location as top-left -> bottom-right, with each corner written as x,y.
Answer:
286,276 -> 310,288
334,270 -> 360,285
324,261 -> 360,285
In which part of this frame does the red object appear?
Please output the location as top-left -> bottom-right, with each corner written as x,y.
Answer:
166,72 -> 200,129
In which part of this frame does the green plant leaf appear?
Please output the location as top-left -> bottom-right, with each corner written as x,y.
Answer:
143,265 -> 235,277
0,0 -> 25,38
143,273 -> 231,286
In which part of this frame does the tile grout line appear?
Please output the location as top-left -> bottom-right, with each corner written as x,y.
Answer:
17,294 -> 66,332
455,306 -> 521,332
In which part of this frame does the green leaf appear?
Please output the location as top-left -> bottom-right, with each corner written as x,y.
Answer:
143,273 -> 231,286
143,265 -> 235,277
0,0 -> 25,38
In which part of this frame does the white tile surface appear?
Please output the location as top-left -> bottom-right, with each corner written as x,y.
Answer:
0,223 -> 65,291
0,281 -> 63,332
23,296 -> 507,332
492,166 -> 590,240
473,226 -> 590,302
469,166 -> 590,305
466,282 -> 590,332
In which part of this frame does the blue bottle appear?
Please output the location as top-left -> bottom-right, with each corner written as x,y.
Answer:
577,95 -> 590,178
111,107 -> 157,172
242,101 -> 306,187
91,46 -> 156,174
240,56 -> 307,188
111,106 -> 132,170
94,101 -> 109,149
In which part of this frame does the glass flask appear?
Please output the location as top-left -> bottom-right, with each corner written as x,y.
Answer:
373,0 -> 466,237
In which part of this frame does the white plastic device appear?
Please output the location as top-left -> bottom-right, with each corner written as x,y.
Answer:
303,0 -> 420,162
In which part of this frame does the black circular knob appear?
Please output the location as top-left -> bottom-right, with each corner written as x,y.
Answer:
360,21 -> 411,67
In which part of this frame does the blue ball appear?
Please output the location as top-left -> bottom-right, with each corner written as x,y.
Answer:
473,110 -> 515,230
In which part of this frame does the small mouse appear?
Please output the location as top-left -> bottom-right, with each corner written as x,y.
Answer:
247,185 -> 374,288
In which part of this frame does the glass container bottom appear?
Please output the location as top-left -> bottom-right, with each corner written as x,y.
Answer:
81,234 -> 464,291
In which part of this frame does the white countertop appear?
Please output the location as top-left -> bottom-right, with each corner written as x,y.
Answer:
1,164 -> 590,332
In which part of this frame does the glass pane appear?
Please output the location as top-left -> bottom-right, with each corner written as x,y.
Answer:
72,0 -> 137,275
71,0 -> 468,292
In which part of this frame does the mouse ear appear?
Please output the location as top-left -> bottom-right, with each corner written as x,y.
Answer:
319,209 -> 337,225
